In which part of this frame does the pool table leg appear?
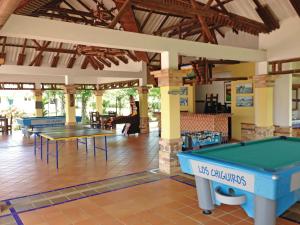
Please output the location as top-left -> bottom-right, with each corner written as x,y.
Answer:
195,176 -> 215,214
255,196 -> 276,225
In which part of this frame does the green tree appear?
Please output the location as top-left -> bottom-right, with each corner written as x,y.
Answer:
77,90 -> 92,123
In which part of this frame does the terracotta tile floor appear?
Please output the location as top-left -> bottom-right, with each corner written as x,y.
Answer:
18,179 -> 297,225
0,130 -> 159,200
0,129 -> 298,225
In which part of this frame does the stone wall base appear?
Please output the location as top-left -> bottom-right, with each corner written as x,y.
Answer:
241,123 -> 255,141
140,117 -> 149,134
159,138 -> 182,175
241,123 -> 275,140
254,126 -> 275,140
274,126 -> 292,137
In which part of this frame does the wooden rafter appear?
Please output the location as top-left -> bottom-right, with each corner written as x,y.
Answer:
190,0 -> 216,44
108,0 -> 132,29
17,38 -> 27,65
290,0 -> 300,16
51,42 -> 63,67
140,10 -> 153,31
29,41 -> 51,66
252,0 -> 279,31
120,0 -> 269,35
67,54 -> 77,68
0,37 -> 7,65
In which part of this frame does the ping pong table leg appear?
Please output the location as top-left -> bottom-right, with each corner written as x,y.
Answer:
56,141 -> 58,170
93,137 -> 96,157
76,138 -> 79,151
46,139 -> 49,164
105,136 -> 108,161
40,136 -> 43,160
85,138 -> 88,153
34,134 -> 37,156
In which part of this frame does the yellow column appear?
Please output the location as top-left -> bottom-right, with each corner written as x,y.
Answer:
254,75 -> 275,139
33,89 -> 43,117
137,86 -> 149,134
94,90 -> 104,114
152,69 -> 185,175
63,85 -> 77,126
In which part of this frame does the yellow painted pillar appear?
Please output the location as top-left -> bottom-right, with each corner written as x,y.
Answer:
94,90 -> 104,114
33,89 -> 43,117
63,85 -> 77,126
137,86 -> 149,133
152,69 -> 185,175
254,75 -> 275,139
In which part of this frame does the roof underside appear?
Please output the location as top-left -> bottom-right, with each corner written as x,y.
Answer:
0,0 -> 298,73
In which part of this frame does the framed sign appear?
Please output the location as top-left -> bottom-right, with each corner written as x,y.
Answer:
236,83 -> 253,94
236,96 -> 253,107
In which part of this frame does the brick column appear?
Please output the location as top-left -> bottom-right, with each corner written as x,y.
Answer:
33,89 -> 43,117
253,75 -> 275,140
94,90 -> 105,114
137,86 -> 149,134
152,69 -> 185,175
63,85 -> 77,126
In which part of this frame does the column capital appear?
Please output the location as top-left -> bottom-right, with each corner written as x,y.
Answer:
63,85 -> 77,94
32,89 -> 43,97
254,75 -> 276,88
151,69 -> 186,87
137,86 -> 149,94
94,90 -> 105,96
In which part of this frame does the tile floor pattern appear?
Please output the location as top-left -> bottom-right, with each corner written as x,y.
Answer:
0,131 -> 159,200
8,179 -> 300,225
0,171 -> 297,225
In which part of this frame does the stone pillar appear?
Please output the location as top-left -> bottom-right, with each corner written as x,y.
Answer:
63,85 -> 77,126
94,90 -> 105,114
253,75 -> 275,140
33,89 -> 43,117
137,86 -> 149,134
152,69 -> 185,175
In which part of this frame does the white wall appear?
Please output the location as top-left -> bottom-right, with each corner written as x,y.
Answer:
273,74 -> 292,127
196,81 -> 225,113
259,17 -> 300,61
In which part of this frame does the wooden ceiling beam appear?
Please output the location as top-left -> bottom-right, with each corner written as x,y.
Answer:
29,41 -> 51,66
212,0 -> 234,8
252,0 -> 279,31
216,28 -> 225,38
81,56 -> 89,69
114,0 -> 149,62
51,42 -> 63,67
0,37 -> 7,65
125,0 -> 268,34
190,0 -> 216,44
108,0 -> 132,29
17,38 -> 27,65
106,56 -> 119,65
126,50 -> 138,61
117,55 -> 129,64
154,19 -> 196,35
96,56 -> 111,67
67,54 -> 77,68
140,10 -> 153,31
290,0 -> 300,16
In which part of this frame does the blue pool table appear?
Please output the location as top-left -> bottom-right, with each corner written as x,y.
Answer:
178,136 -> 300,225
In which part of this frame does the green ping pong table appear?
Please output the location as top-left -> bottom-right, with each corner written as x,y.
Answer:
32,127 -> 115,169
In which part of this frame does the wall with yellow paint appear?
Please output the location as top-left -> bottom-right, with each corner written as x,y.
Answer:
231,80 -> 255,140
213,62 -> 255,78
180,85 -> 195,113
